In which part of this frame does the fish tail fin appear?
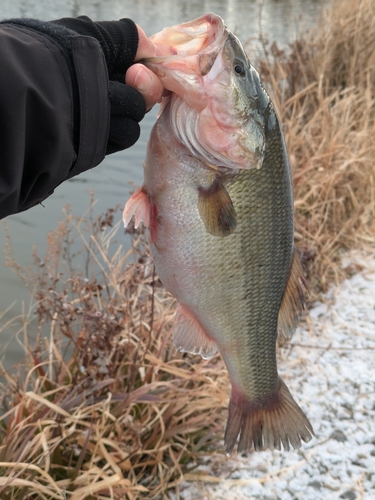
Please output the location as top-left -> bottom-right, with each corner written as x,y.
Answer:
224,378 -> 314,454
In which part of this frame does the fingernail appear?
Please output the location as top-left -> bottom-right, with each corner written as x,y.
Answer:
134,66 -> 153,93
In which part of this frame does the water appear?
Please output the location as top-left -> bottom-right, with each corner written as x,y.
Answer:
0,0 -> 326,367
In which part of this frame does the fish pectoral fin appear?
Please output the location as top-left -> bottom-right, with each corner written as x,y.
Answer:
277,249 -> 308,340
123,186 -> 150,229
224,378 -> 314,455
173,304 -> 218,359
198,177 -> 237,237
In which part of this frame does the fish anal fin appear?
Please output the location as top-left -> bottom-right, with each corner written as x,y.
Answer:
224,378 -> 314,455
173,304 -> 218,359
278,249 -> 308,340
123,186 -> 150,229
198,177 -> 237,237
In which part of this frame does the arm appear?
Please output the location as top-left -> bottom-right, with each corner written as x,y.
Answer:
0,17 -> 163,219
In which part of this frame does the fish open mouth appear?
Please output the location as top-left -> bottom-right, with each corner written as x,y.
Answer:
143,13 -> 228,77
150,13 -> 226,57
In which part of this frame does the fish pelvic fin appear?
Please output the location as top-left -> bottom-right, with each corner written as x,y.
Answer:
173,304 -> 218,359
224,378 -> 314,454
198,177 -> 237,237
123,186 -> 150,229
278,249 -> 308,340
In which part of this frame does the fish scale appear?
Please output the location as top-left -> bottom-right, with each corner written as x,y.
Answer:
216,116 -> 292,394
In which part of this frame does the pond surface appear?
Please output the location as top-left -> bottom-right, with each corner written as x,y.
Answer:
0,0 -> 326,367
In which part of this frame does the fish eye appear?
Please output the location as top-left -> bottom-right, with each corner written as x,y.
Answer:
234,62 -> 245,75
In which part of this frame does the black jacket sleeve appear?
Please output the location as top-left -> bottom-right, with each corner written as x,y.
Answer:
0,21 -> 110,218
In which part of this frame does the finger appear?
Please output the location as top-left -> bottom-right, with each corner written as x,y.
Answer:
109,81 -> 145,122
107,116 -> 140,154
135,25 -> 156,60
126,64 -> 164,111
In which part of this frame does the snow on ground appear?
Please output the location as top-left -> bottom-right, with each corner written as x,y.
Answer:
173,251 -> 375,500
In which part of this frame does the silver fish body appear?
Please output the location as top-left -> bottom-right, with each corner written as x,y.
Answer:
124,14 -> 313,453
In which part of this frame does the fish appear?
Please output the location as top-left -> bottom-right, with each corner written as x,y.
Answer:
123,13 -> 314,453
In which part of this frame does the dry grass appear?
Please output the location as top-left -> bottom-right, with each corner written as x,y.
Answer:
256,0 -> 375,293
0,206 -> 228,499
1,0 -> 375,497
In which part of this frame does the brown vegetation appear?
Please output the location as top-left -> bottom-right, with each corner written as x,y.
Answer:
0,208 -> 228,499
1,0 -> 375,497
256,0 -> 375,292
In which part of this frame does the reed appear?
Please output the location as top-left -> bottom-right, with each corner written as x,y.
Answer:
0,206 -> 228,499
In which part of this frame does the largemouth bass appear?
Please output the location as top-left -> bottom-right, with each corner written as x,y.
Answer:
123,14 -> 314,453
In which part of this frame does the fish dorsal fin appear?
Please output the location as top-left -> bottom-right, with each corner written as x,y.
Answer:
173,304 -> 218,359
277,249 -> 308,340
123,186 -> 150,229
198,177 -> 237,237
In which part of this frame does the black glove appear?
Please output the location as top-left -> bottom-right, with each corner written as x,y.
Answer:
53,16 -> 146,154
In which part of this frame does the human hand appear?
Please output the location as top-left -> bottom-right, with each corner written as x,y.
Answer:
52,17 -> 166,153
125,26 -> 165,112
